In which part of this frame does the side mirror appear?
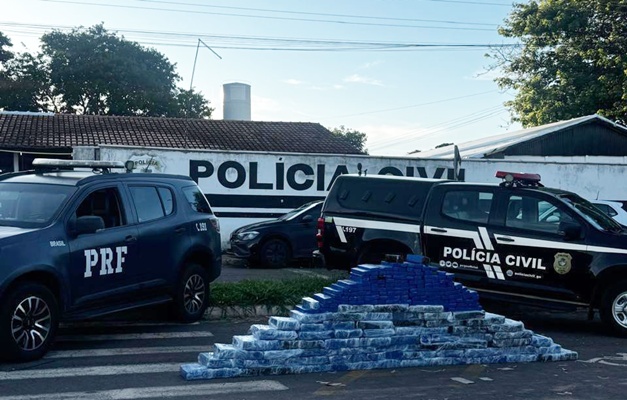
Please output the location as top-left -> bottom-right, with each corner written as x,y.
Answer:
560,221 -> 582,241
301,215 -> 313,223
71,216 -> 105,236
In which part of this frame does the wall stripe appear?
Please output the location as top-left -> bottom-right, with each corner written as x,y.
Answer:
206,193 -> 324,209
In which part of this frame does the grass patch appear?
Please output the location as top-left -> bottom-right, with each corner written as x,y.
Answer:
208,274 -> 346,317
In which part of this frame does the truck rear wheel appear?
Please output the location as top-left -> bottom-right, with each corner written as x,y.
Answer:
600,281 -> 627,337
0,283 -> 59,362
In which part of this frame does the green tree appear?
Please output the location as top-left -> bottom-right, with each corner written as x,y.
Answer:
0,25 -> 213,118
489,0 -> 627,126
0,32 -> 12,64
435,142 -> 453,149
0,52 -> 55,112
330,125 -> 368,153
170,88 -> 214,118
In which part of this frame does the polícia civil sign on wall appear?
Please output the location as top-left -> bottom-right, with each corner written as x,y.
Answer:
87,145 -> 461,219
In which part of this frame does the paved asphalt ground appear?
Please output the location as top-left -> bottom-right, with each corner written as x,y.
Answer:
1,256 -> 626,399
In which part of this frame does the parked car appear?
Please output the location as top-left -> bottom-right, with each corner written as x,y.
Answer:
0,159 -> 221,362
591,200 -> 627,226
229,200 -> 323,268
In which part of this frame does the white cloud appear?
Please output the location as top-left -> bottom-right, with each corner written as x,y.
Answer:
284,79 -> 304,85
344,74 -> 384,86
252,94 -> 282,117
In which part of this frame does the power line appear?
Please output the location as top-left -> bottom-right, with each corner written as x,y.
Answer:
367,105 -> 505,150
425,0 -> 513,6
33,0 -> 498,32
0,22 -> 521,52
134,0 -> 499,27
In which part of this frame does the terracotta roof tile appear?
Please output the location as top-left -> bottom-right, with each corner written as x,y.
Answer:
0,114 -> 364,155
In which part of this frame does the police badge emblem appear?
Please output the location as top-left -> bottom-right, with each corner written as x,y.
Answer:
553,253 -> 572,275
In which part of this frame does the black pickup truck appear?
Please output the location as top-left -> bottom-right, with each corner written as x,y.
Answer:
314,172 -> 627,336
0,159 -> 222,362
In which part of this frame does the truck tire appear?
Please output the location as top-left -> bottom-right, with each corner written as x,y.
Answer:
600,281 -> 627,337
173,263 -> 210,323
0,283 -> 59,362
260,239 -> 291,268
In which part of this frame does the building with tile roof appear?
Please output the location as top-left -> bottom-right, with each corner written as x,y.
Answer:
0,112 -> 363,172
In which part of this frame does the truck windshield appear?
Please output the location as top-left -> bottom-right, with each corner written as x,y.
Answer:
0,183 -> 76,228
560,194 -> 623,232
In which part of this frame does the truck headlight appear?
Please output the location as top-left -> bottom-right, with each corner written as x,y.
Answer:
236,231 -> 259,241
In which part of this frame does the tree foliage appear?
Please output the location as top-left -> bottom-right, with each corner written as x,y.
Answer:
490,0 -> 627,126
0,32 -> 12,64
330,125 -> 368,153
170,89 -> 213,118
0,25 -> 213,118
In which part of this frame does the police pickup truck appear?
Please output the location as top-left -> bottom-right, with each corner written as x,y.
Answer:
0,159 -> 221,362
314,172 -> 627,336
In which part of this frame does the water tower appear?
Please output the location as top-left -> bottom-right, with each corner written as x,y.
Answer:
223,82 -> 251,121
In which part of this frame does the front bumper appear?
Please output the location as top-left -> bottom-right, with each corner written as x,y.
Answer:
228,239 -> 260,259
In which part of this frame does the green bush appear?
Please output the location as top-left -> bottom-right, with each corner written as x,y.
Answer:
208,275 -> 345,317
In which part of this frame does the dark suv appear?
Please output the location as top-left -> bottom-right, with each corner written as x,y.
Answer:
0,159 -> 221,362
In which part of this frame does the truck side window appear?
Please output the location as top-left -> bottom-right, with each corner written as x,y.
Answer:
506,195 -> 577,234
442,190 -> 493,224
75,188 -> 125,229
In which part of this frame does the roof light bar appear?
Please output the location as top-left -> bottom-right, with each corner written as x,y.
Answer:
495,170 -> 542,187
32,159 -> 126,170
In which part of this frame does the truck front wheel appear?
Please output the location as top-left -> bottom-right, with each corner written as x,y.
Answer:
600,281 -> 627,337
0,283 -> 59,362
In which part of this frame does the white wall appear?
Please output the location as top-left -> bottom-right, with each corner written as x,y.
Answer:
74,145 -> 627,247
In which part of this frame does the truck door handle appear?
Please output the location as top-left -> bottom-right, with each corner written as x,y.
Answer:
498,236 -> 515,243
175,227 -> 186,234
125,235 -> 137,243
431,228 -> 448,233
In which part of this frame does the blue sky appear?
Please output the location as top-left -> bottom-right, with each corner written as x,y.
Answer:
2,0 -> 523,156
